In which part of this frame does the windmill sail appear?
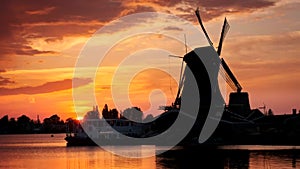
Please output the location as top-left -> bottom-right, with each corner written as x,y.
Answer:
195,8 -> 213,46
217,18 -> 230,56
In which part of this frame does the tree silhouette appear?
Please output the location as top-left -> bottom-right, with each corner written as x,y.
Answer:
110,108 -> 119,119
144,114 -> 154,123
102,104 -> 109,119
102,104 -> 119,119
49,114 -> 61,124
17,115 -> 33,133
121,107 -> 143,122
43,114 -> 65,133
66,118 -> 80,133
9,118 -> 17,133
0,115 -> 8,126
0,115 -> 9,133
84,106 -> 100,120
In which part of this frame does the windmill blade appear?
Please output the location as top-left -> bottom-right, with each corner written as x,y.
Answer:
169,55 -> 183,58
217,17 -> 230,56
220,58 -> 242,92
195,7 -> 213,46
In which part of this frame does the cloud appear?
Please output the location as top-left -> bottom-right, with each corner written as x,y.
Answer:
187,0 -> 277,21
26,6 -> 56,15
220,31 -> 300,91
0,78 -> 92,95
0,0 -> 124,59
15,45 -> 57,56
121,0 -> 277,21
119,5 -> 156,16
163,26 -> 183,31
0,69 -> 14,86
0,0 -> 279,58
0,76 -> 15,86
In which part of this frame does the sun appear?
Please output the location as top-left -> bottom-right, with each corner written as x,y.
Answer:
76,116 -> 83,121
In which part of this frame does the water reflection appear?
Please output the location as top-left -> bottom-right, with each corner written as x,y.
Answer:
156,146 -> 300,169
1,134 -> 300,169
0,134 -> 156,169
157,146 -> 229,168
65,147 -> 156,169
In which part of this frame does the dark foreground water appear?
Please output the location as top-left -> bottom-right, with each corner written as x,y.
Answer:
0,134 -> 300,168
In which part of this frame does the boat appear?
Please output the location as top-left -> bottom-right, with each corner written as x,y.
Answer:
65,106 -> 150,146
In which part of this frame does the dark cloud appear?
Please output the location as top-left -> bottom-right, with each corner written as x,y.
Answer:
0,69 -> 14,86
163,26 -> 183,31
0,76 -> 15,86
0,78 -> 92,95
121,0 -> 277,21
25,6 -> 56,15
0,0 -> 278,60
0,1 -> 17,40
0,0 -> 125,59
174,0 -> 277,21
98,85 -> 111,90
120,5 -> 156,16
196,0 -> 275,8
14,45 -> 57,56
44,37 -> 63,43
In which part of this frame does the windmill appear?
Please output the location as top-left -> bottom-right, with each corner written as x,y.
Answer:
193,7 -> 253,116
157,8 -> 256,145
167,7 -> 252,117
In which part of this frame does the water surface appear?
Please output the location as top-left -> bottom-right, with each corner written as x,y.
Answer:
0,134 -> 300,168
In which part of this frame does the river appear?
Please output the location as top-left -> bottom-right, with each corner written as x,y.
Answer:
0,134 -> 300,168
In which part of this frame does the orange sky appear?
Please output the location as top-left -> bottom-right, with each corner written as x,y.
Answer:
0,0 -> 299,120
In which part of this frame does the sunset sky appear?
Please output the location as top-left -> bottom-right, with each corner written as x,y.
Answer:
0,0 -> 299,120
